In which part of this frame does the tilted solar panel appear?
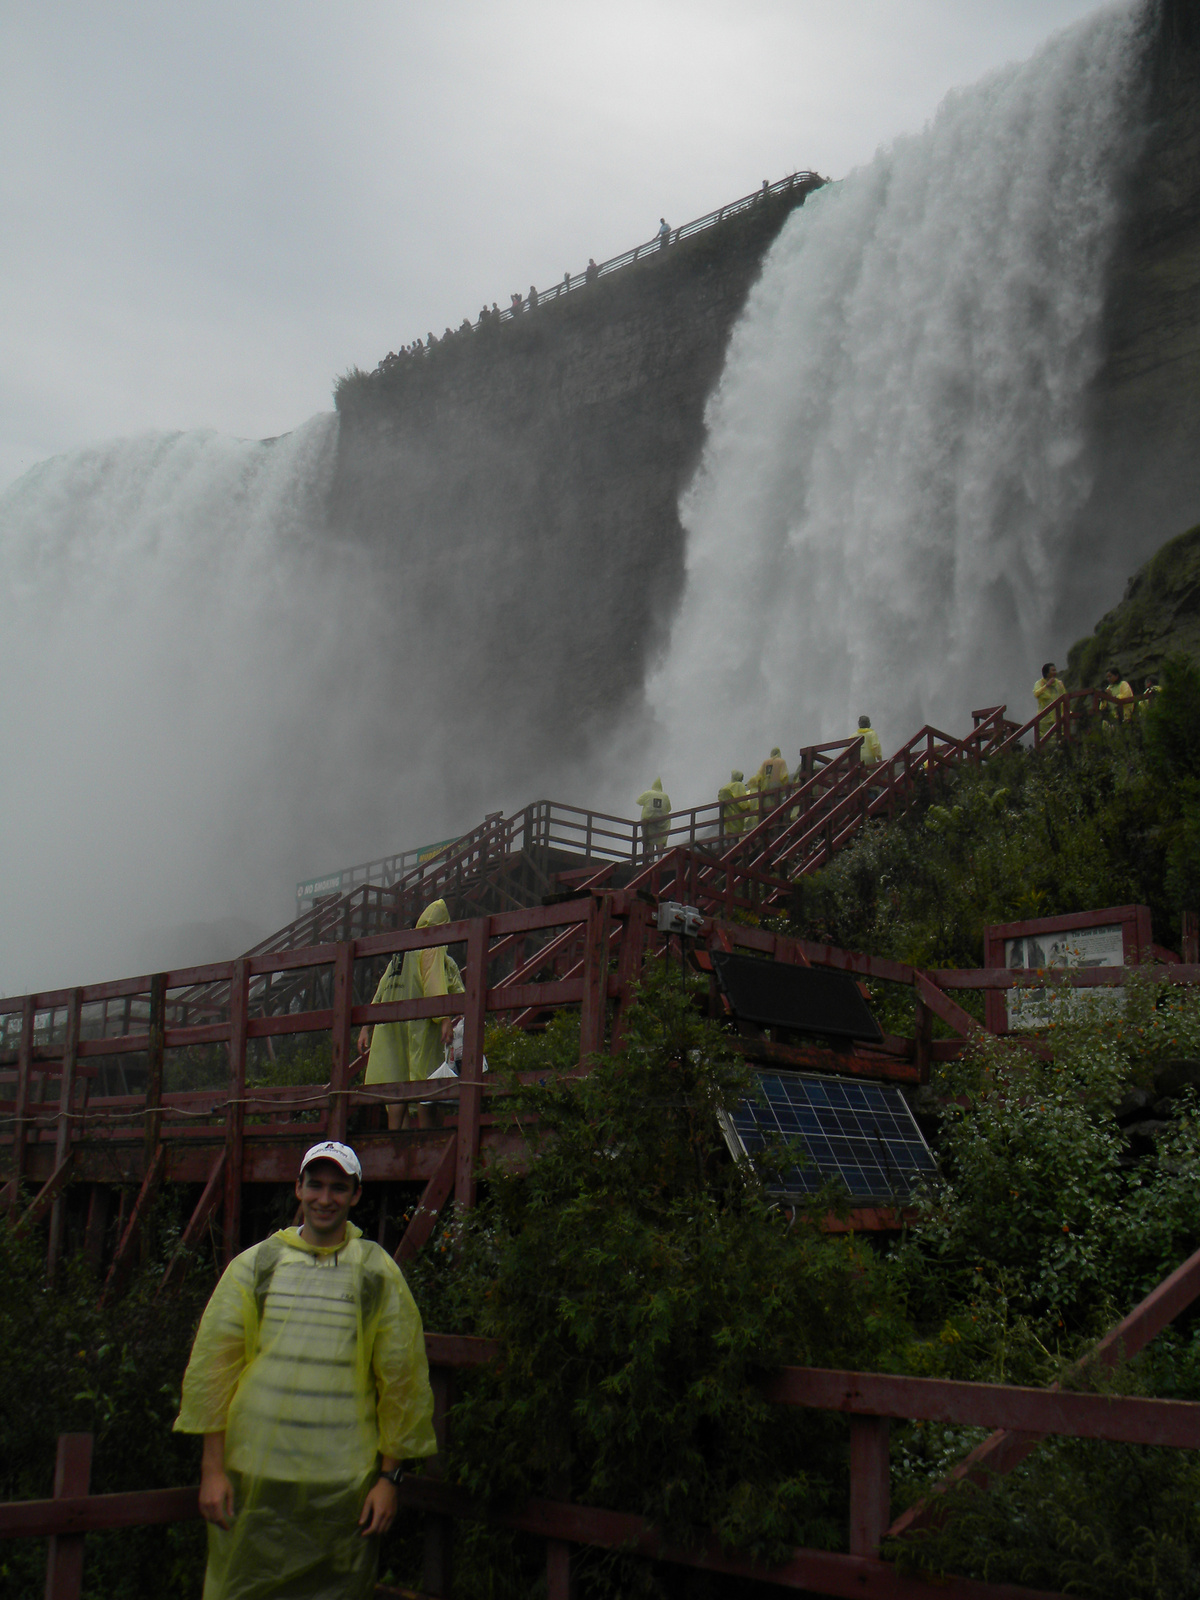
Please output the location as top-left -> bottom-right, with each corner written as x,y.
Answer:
710,952 -> 883,1043
718,1071 -> 937,1201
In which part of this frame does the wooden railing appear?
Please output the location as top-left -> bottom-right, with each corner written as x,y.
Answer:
8,1260 -> 1200,1600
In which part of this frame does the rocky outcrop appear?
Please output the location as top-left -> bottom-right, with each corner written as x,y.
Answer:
1067,519 -> 1200,687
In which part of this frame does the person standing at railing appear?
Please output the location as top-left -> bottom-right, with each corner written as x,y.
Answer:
750,747 -> 790,814
527,284 -> 538,311
1139,674 -> 1162,713
358,898 -> 463,1132
718,769 -> 752,836
585,257 -> 599,284
636,777 -> 672,858
857,715 -> 883,770
175,1139 -> 436,1600
1101,665 -> 1134,724
658,216 -> 671,250
1033,661 -> 1066,737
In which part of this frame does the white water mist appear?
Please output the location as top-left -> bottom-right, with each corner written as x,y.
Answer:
0,418 -> 393,991
648,2 -> 1147,796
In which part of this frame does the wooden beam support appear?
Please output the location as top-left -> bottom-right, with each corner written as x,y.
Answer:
395,1137 -> 457,1262
158,1149 -> 226,1294
327,942 -> 355,1144
143,975 -> 166,1167
455,919 -> 489,1210
7,994 -> 37,1214
47,990 -> 83,1278
99,1144 -> 166,1307
849,1416 -> 890,1557
222,958 -> 249,1267
44,1433 -> 93,1600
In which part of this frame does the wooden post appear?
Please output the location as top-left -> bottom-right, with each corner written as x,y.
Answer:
83,1186 -> 112,1278
579,896 -> 611,1063
848,1415 -> 890,1557
611,900 -> 649,1051
1183,910 -> 1199,965
8,994 -> 37,1214
222,959 -> 249,1268
144,974 -> 166,1168
913,994 -> 933,1086
455,918 -> 489,1210
44,1432 -> 93,1600
47,990 -> 83,1279
546,1538 -> 575,1599
327,942 -> 355,1144
422,1368 -> 454,1596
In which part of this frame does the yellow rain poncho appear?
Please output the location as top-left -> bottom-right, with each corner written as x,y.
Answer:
174,1221 -> 436,1600
636,777 -> 672,854
858,725 -> 883,768
1033,675 -> 1065,736
754,748 -> 790,808
717,770 -> 752,835
364,899 -> 464,1085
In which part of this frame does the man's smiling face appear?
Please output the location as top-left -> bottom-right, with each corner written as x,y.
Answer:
294,1159 -> 360,1246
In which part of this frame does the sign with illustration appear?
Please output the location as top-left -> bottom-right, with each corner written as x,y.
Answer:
983,905 -> 1154,1033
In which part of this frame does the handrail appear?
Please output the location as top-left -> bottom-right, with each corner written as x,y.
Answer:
367,171 -> 824,371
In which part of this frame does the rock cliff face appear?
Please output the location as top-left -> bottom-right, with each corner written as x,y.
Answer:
1067,519 -> 1200,687
328,185 -> 821,763
1059,0 -> 1200,637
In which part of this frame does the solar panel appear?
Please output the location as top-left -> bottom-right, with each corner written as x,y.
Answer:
719,1071 -> 937,1201
710,952 -> 883,1043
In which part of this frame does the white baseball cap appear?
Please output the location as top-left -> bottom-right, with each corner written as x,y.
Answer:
299,1140 -> 362,1182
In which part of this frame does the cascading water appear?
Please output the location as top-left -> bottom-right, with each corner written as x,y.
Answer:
0,417 -> 400,990
647,1 -> 1149,797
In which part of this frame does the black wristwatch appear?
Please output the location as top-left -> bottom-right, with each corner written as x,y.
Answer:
379,1466 -> 404,1488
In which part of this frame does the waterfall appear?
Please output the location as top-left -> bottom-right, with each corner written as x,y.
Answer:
0,417 -> 394,990
647,1 -> 1148,797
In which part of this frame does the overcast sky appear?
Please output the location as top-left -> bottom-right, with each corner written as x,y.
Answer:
0,0 -> 1113,492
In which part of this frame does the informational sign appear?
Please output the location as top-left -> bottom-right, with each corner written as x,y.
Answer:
296,871 -> 343,902
1003,922 -> 1125,1030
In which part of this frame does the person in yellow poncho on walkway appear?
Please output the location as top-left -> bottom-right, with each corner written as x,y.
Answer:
717,769 -> 753,836
750,747 -> 790,813
359,898 -> 463,1130
1033,661 -> 1066,737
636,777 -> 672,858
175,1140 -> 436,1600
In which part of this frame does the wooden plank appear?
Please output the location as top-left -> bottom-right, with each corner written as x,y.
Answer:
43,1433 -> 93,1600
578,896 -> 610,1061
13,1152 -> 74,1237
7,995 -> 36,1212
222,958 -> 250,1265
143,975 -> 166,1166
327,943 -> 354,1144
99,1145 -> 167,1306
890,1240 -> 1200,1537
912,972 -> 982,1040
158,1149 -> 226,1293
728,1038 -> 919,1085
47,991 -> 83,1279
763,1366 -> 1200,1447
455,920 -> 490,1210
394,1138 -> 457,1261
0,1485 -> 200,1539
849,1416 -> 889,1557
424,1332 -> 500,1366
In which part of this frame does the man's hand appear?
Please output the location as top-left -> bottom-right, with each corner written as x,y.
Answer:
198,1468 -> 236,1529
440,1018 -> 454,1047
358,1476 -> 400,1537
357,1026 -> 371,1057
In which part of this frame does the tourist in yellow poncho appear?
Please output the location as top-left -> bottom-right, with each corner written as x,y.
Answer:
1033,661 -> 1066,737
1101,665 -> 1134,724
717,769 -> 753,836
359,898 -> 463,1130
636,777 -> 672,858
174,1141 -> 436,1600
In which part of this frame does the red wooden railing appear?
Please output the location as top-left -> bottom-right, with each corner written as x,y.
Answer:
7,1276 -> 1200,1600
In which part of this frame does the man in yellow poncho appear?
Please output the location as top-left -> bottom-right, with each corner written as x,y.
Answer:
857,716 -> 883,770
636,777 -> 672,859
717,769 -> 753,836
1033,661 -> 1066,737
359,898 -> 464,1130
175,1140 -> 436,1600
1101,665 -> 1134,724
753,747 -> 790,811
